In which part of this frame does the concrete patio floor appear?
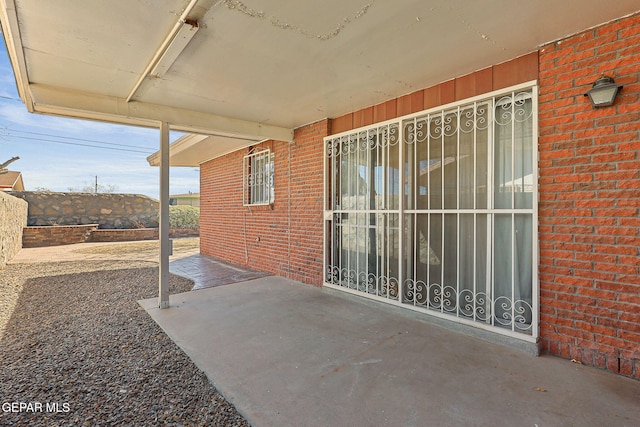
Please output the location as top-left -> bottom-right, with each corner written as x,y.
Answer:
140,275 -> 640,427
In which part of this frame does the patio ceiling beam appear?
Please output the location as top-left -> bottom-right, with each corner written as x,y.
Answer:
28,84 -> 294,142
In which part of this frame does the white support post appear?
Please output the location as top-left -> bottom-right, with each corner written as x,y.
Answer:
159,121 -> 170,308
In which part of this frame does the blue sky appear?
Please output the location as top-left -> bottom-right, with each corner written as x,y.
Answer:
0,44 -> 199,199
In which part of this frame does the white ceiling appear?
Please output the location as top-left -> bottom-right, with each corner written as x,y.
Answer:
3,0 -> 640,143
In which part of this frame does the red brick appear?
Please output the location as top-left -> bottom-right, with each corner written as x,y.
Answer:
619,359 -> 635,377
617,176 -> 640,189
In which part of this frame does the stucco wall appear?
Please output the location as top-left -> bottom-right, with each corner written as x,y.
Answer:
10,191 -> 159,229
0,191 -> 28,269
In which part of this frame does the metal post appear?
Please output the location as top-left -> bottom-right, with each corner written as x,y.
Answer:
159,121 -> 170,308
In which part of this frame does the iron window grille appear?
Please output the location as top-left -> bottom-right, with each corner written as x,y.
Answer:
243,149 -> 274,206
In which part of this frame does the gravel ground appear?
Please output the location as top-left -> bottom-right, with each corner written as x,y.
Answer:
71,238 -> 200,256
0,260 -> 250,426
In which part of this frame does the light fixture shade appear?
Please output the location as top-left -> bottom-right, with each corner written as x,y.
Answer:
584,75 -> 623,108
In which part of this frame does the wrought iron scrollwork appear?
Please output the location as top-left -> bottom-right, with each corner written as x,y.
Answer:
325,88 -> 535,337
495,92 -> 533,126
400,278 -> 533,333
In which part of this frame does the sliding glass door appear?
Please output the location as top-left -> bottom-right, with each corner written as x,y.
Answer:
324,84 -> 538,341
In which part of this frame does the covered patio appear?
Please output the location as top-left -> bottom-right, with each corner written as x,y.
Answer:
3,2 -> 640,422
3,0 -> 640,307
140,275 -> 640,426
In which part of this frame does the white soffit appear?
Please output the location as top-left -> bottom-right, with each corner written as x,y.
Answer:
2,0 -> 640,135
147,133 -> 261,167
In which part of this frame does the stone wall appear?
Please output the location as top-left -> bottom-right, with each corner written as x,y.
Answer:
10,191 -> 159,229
0,191 -> 28,269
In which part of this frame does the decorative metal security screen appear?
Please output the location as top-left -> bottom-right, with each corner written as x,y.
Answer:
324,83 -> 538,341
243,149 -> 274,206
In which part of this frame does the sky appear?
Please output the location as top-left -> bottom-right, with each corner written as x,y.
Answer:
0,44 -> 199,199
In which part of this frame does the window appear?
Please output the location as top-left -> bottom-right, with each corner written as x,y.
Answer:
324,84 -> 538,341
243,149 -> 274,206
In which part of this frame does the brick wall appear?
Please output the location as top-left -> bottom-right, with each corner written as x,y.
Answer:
22,224 -> 99,248
200,120 -> 329,285
22,227 -> 197,246
198,15 -> 639,379
89,228 -> 158,242
538,13 -> 640,379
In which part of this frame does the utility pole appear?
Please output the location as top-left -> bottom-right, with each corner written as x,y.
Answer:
95,176 -> 98,193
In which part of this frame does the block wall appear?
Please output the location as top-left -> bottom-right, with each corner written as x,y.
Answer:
538,13 -> 640,379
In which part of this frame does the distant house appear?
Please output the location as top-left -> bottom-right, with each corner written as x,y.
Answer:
169,192 -> 200,207
0,171 -> 25,191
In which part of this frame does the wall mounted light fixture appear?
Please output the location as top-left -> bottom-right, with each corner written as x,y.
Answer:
584,74 -> 623,108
